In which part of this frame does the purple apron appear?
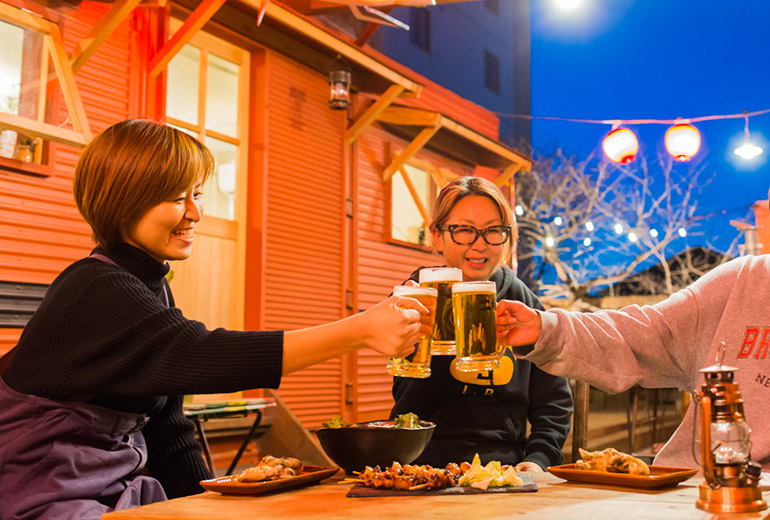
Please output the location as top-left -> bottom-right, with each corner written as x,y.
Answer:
0,377 -> 167,519
0,253 -> 167,519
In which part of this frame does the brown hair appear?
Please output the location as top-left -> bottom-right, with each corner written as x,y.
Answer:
73,119 -> 214,251
430,175 -> 517,254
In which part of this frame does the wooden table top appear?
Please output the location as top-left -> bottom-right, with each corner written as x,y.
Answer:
102,472 -> 770,520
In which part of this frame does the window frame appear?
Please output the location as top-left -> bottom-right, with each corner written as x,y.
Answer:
484,49 -> 500,94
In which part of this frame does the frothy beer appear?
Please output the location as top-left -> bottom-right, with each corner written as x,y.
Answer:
419,267 -> 463,355
452,281 -> 501,372
387,285 -> 438,378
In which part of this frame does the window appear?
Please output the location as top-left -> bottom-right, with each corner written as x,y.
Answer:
0,5 -> 91,171
484,50 -> 500,94
410,8 -> 430,52
389,163 -> 439,247
484,0 -> 500,15
166,24 -> 246,220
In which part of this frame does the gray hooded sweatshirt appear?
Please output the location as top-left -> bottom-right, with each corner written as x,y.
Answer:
513,255 -> 770,470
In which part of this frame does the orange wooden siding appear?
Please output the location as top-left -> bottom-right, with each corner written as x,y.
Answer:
0,2 -> 131,355
262,51 -> 348,428
353,123 -> 468,421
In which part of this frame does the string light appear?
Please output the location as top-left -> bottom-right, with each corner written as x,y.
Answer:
665,122 -> 701,162
496,108 -> 770,163
583,237 -> 591,246
603,128 -> 638,164
545,236 -> 555,247
734,110 -> 764,159
553,216 -> 563,225
650,228 -> 659,238
585,221 -> 595,231
678,228 -> 687,237
614,223 -> 623,234
628,232 -> 638,243
515,205 -> 524,216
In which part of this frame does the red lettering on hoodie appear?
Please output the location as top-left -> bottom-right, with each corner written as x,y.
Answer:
755,328 -> 770,359
739,327 -> 759,358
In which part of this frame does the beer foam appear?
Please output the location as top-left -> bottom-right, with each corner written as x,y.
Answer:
418,267 -> 463,284
392,285 -> 438,297
452,281 -> 496,294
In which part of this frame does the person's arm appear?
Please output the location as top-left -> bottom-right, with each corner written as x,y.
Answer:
519,366 -> 573,471
496,261 -> 738,393
282,294 -> 429,375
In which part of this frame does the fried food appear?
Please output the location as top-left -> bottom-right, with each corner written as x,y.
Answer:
575,448 -> 650,476
458,453 -> 522,490
235,456 -> 304,482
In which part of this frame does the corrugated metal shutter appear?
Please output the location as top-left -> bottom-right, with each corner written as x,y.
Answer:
0,3 -> 130,353
263,52 -> 346,428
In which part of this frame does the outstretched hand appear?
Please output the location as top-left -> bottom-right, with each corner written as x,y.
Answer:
496,299 -> 543,347
360,295 -> 431,358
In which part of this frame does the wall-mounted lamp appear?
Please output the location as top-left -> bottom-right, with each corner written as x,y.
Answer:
328,56 -> 351,111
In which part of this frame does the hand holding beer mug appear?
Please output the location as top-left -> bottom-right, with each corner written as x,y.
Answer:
386,285 -> 438,378
452,281 -> 503,372
419,267 -> 463,355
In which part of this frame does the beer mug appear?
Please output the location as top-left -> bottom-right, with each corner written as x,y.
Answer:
452,281 -> 502,372
386,285 -> 438,378
419,267 -> 463,355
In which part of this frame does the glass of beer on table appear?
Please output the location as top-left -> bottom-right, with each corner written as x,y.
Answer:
452,281 -> 502,372
418,267 -> 463,356
386,285 -> 438,378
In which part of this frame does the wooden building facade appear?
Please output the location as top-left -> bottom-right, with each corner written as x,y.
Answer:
0,0 -> 530,429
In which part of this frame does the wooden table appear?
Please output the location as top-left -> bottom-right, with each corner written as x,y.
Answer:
102,472 -> 770,520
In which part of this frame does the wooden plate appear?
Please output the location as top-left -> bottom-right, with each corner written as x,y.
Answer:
547,464 -> 698,489
200,465 -> 340,495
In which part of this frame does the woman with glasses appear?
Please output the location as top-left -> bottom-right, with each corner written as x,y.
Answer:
390,176 -> 573,471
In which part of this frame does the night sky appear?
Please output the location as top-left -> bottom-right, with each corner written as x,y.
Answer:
528,0 -> 770,255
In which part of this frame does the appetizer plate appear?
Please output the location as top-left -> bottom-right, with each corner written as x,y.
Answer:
201,465 -> 339,495
548,464 -> 697,489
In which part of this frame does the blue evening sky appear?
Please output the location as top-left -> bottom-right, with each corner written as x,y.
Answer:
528,0 -> 770,254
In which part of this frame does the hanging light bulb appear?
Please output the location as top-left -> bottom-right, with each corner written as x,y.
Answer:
735,110 -> 764,159
603,127 -> 638,164
665,122 -> 701,162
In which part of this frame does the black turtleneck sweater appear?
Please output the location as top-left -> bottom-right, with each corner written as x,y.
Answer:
4,243 -> 284,498
390,265 -> 573,469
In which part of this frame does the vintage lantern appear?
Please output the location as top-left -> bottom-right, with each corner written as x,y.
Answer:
602,128 -> 638,164
695,343 -> 766,513
665,122 -> 701,161
328,56 -> 352,111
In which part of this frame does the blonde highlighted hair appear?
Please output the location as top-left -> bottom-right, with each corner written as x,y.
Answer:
73,119 -> 214,251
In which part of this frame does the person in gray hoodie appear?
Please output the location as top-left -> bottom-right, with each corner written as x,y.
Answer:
497,248 -> 770,471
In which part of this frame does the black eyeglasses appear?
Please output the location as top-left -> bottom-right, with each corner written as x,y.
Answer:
439,224 -> 512,246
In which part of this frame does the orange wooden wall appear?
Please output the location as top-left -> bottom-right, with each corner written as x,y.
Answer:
0,2 -> 130,354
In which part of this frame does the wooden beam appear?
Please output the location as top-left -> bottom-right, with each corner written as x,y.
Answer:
70,0 -> 144,73
346,84 -> 404,145
440,116 -> 531,170
0,2 -> 53,34
252,0 -> 421,94
495,162 -> 521,187
0,112 -> 87,148
398,166 -> 430,228
148,0 -> 227,78
46,27 -> 92,140
377,106 -> 442,127
381,125 -> 439,182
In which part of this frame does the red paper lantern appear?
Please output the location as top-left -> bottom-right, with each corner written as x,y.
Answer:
665,123 -> 701,162
602,128 -> 638,164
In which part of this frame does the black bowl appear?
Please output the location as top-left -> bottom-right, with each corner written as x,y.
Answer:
316,420 -> 435,475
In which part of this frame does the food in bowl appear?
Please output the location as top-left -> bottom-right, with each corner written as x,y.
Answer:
316,414 -> 435,474
574,448 -> 650,476
235,455 -> 303,482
